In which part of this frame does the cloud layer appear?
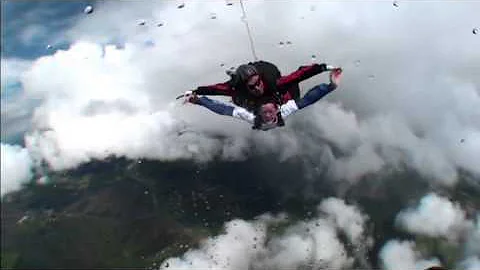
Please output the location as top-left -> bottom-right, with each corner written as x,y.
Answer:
156,194 -> 478,270
2,1 -> 479,194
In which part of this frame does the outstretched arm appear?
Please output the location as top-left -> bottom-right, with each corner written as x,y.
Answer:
196,96 -> 234,115
280,69 -> 342,119
194,81 -> 235,96
276,63 -> 329,91
295,83 -> 336,109
295,68 -> 342,109
192,96 -> 255,124
278,83 -> 335,120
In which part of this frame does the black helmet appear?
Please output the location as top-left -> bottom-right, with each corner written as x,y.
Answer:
235,64 -> 258,83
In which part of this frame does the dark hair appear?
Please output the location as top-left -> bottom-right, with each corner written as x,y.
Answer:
235,64 -> 258,84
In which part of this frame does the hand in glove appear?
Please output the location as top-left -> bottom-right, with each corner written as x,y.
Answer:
184,90 -> 199,104
176,90 -> 198,104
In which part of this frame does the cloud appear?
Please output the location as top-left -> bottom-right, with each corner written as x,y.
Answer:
394,199 -> 479,269
1,143 -> 34,197
1,58 -> 33,93
259,219 -> 352,270
379,240 -> 441,270
396,193 -> 474,241
1,1 -> 478,187
2,1 -> 82,51
1,58 -> 37,143
163,218 -> 266,270
395,193 -> 473,241
318,197 -> 369,244
159,198 -> 368,270
460,256 -> 480,270
464,215 -> 480,258
305,102 -> 476,185
19,41 -> 258,170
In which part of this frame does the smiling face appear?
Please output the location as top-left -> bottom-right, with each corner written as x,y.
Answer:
246,74 -> 265,96
260,102 -> 278,124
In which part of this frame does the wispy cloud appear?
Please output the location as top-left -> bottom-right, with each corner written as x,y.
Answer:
1,1 -> 85,58
460,256 -> 480,270
1,143 -> 33,196
1,58 -> 33,93
1,58 -> 37,144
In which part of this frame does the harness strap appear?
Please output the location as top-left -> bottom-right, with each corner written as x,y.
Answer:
240,0 -> 258,61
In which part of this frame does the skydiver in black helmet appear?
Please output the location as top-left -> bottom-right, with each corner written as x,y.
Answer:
185,68 -> 343,131
179,60 -> 338,112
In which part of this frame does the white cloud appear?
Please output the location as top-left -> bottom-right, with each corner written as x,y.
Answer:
1,58 -> 33,93
379,240 -> 441,270
19,41 -> 257,170
260,219 -> 352,270
163,219 -> 267,270
159,198 -> 369,270
395,193 -> 473,241
1,1 -> 478,187
465,215 -> 480,258
392,206 -> 479,269
460,256 -> 480,270
307,103 -> 472,185
318,197 -> 368,244
1,143 -> 34,196
1,58 -> 38,142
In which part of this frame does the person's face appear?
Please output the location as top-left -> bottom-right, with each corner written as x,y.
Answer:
247,74 -> 264,96
260,103 -> 278,123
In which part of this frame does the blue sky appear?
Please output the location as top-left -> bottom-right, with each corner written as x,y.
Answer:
1,0 -> 95,59
1,1 -> 95,144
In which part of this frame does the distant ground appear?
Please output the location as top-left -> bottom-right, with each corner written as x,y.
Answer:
2,157 -> 479,269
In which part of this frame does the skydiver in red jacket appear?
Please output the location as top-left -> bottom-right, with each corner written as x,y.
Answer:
180,61 -> 337,112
